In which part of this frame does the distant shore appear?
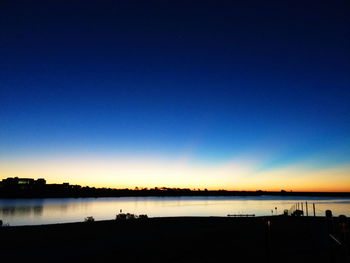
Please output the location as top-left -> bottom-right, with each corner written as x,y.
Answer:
1,216 -> 349,263
1,189 -> 350,199
2,177 -> 350,199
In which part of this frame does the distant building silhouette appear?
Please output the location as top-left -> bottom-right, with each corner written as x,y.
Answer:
0,177 -> 46,190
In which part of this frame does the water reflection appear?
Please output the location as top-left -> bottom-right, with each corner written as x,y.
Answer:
0,196 -> 349,226
1,205 -> 43,216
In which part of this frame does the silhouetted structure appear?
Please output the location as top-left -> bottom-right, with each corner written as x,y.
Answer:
0,177 -> 350,198
0,177 -> 46,190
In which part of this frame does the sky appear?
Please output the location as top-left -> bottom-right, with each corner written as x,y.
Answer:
0,1 -> 350,191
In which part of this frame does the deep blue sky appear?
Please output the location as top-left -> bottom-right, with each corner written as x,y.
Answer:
0,1 -> 350,188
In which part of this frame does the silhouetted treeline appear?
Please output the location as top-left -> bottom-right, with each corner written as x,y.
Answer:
1,177 -> 349,198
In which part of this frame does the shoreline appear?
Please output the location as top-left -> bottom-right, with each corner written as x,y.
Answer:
1,216 -> 349,263
1,191 -> 350,199
0,215 -> 337,228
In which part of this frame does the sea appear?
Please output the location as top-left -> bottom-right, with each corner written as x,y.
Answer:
0,195 -> 349,226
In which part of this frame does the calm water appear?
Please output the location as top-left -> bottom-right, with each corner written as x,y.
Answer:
0,196 -> 349,226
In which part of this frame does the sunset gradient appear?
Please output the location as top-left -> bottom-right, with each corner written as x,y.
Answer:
1,153 -> 349,192
1,1 -> 349,191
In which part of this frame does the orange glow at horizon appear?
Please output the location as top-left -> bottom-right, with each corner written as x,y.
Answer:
0,155 -> 349,192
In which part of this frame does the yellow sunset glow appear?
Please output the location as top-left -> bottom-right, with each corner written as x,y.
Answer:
0,155 -> 349,192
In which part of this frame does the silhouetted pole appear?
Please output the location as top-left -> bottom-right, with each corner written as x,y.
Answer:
326,210 -> 334,262
339,215 -> 347,241
305,202 -> 308,216
301,202 -> 303,215
313,203 -> 316,216
265,219 -> 271,263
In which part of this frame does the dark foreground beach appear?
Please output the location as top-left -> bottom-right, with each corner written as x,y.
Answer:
1,216 -> 349,263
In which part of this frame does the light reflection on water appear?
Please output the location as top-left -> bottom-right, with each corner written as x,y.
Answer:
0,196 -> 349,226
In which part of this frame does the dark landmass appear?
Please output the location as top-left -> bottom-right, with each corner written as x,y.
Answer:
1,177 -> 350,198
0,216 -> 349,263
